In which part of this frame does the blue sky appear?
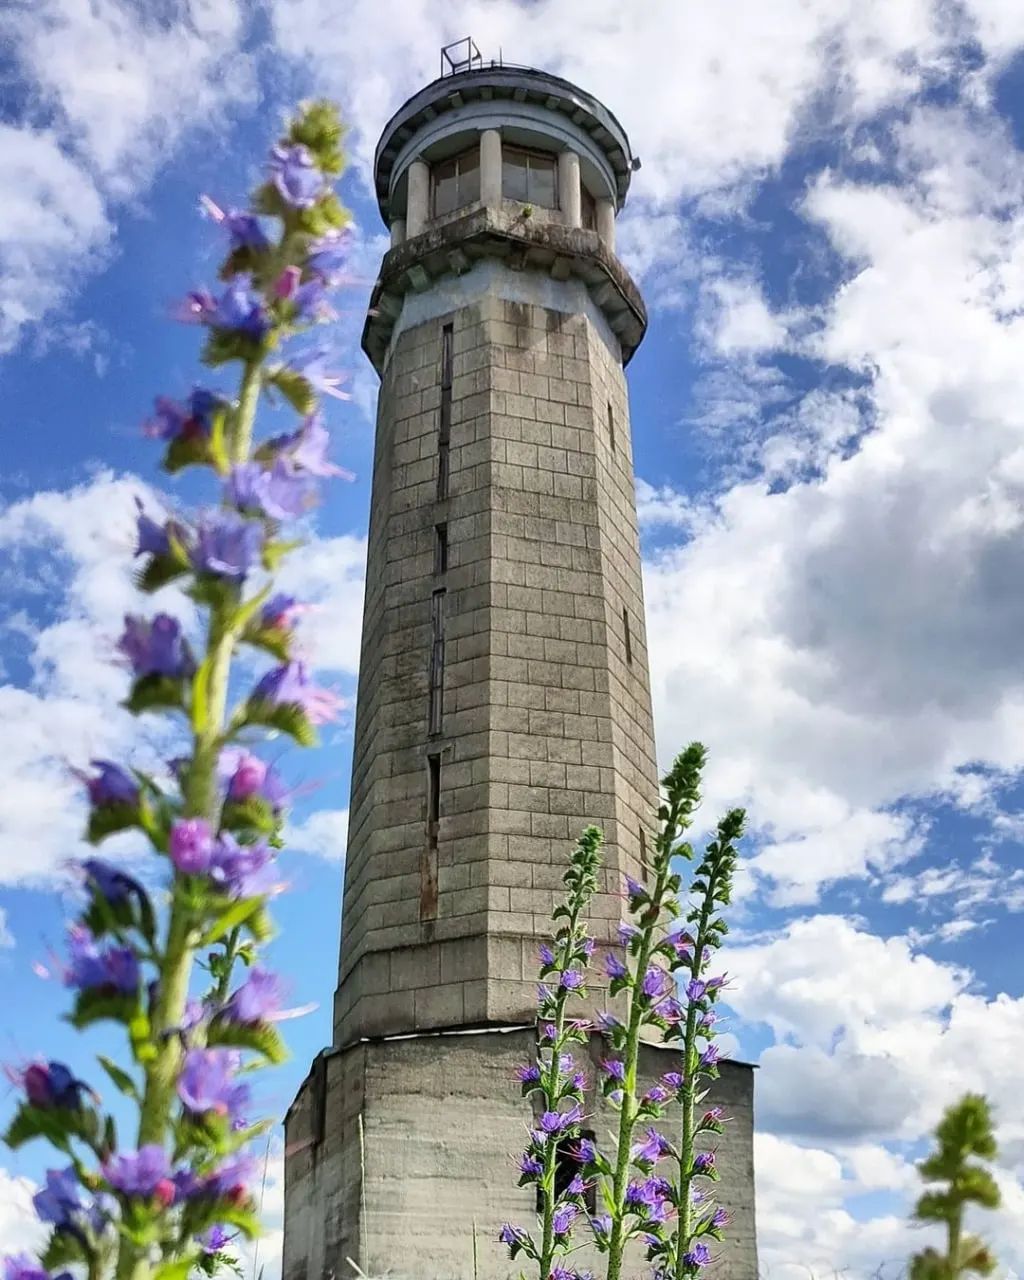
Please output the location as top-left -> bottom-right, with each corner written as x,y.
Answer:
3,2 -> 1024,1275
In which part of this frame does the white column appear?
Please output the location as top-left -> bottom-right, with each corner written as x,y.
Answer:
406,159 -> 430,238
596,196 -> 616,251
390,217 -> 406,247
558,150 -> 582,228
480,128 -> 502,208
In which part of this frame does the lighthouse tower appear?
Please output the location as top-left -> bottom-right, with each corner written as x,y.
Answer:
282,42 -> 757,1280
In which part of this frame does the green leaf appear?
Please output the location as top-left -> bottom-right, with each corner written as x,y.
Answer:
201,896 -> 271,946
135,554 -> 190,594
4,1102 -> 74,1151
41,1230 -> 88,1268
266,365 -> 316,414
206,1016 -> 287,1065
220,795 -> 279,836
124,674 -> 187,716
86,801 -> 140,844
154,1257 -> 199,1280
70,989 -> 139,1031
242,698 -> 317,746
97,1055 -> 139,1100
261,538 -> 304,572
164,433 -> 213,474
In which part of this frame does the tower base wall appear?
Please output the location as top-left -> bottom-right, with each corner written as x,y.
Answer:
283,1027 -> 757,1280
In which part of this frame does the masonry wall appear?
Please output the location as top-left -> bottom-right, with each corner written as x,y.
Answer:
282,1028 -> 757,1280
333,290 -> 661,1044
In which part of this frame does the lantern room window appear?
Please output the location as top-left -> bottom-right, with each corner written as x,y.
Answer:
502,146 -> 558,208
432,148 -> 481,217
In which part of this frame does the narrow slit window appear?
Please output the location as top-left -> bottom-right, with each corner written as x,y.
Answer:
434,522 -> 449,575
429,588 -> 446,735
607,400 -> 616,453
623,607 -> 633,666
422,753 -> 441,921
537,1130 -> 597,1215
438,324 -> 453,500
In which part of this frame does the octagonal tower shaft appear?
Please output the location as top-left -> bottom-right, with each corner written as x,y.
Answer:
333,66 -> 658,1045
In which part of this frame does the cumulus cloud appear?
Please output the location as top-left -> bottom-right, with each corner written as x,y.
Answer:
0,1168 -> 46,1255
285,808 -> 349,862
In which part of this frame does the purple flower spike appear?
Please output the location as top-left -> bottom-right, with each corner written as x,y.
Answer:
662,1070 -> 685,1091
66,927 -> 138,995
560,969 -> 584,990
693,1150 -> 716,1173
517,1153 -> 543,1177
169,818 -> 216,875
686,978 -> 707,1002
538,943 -> 555,967
178,1049 -> 250,1120
228,460 -> 318,521
305,228 -> 352,283
641,967 -> 671,999
683,1243 -> 712,1268
605,952 -> 628,980
103,1145 -> 173,1201
572,1137 -> 596,1164
224,967 -> 284,1024
118,613 -> 194,680
515,1063 -> 541,1085
269,143 -> 325,207
700,1044 -> 721,1069
632,1128 -> 671,1166
251,660 -> 342,725
601,1057 -> 625,1082
86,760 -> 139,808
191,510 -> 263,582
498,1223 -> 526,1247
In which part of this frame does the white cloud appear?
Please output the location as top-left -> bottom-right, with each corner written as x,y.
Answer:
702,279 -> 788,356
0,0 -> 255,351
0,1167 -> 46,1256
285,808 -> 349,862
275,533 -> 366,676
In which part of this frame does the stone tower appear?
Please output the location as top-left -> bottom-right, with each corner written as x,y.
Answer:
283,44 -> 757,1280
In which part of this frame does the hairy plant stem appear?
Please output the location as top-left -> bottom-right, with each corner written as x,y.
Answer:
538,898 -> 584,1280
114,357 -> 262,1280
948,1201 -> 963,1280
673,865 -> 719,1280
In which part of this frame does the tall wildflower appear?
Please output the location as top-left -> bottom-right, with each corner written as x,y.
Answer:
500,744 -> 745,1280
3,102 -> 351,1280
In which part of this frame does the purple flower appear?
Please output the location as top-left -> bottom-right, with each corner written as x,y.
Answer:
552,1203 -> 577,1236
700,1044 -> 721,1069
85,760 -> 139,809
3,1258 -> 53,1280
626,1180 -> 658,1208
683,1244 -> 712,1268
81,858 -> 144,906
596,1011 -> 622,1033
251,661 -> 342,725
538,943 -> 555,967
600,1057 -> 625,1082
199,1154 -> 254,1202
191,510 -> 263,582
169,818 -> 216,875
293,278 -> 334,324
567,1173 -> 586,1196
558,1052 -> 576,1075
536,983 -> 553,1005
210,276 -> 270,339
580,936 -> 596,958
705,974 -> 728,993
709,1206 -> 729,1229
641,967 -> 671,999
144,387 -> 222,441
604,952 -> 628,980
632,1128 -> 670,1166
219,748 -> 288,808
134,501 -> 171,558
617,922 -> 640,945
199,196 -> 270,252
227,461 -> 317,521
178,1049 -> 250,1120
571,1137 -> 596,1164
65,927 -> 138,995
269,144 -> 325,208
517,1153 -> 543,1177
265,414 -> 346,477
539,1104 -> 582,1135
210,834 -> 280,899
118,614 -> 194,680
17,1061 -> 89,1110
305,228 -> 352,283
199,1224 -> 233,1254
644,1084 -> 671,1105
33,1168 -> 82,1230
702,1106 -> 724,1127
693,1151 -> 716,1174
657,996 -> 684,1024
287,347 -> 350,401
662,1071 -> 685,1091
103,1145 -> 173,1201
540,1022 -> 556,1041
259,594 -> 306,633
686,978 -> 707,1002
560,969 -> 584,990
223,967 -> 284,1024
625,875 -> 646,899
700,1010 -> 719,1031
515,1063 -> 541,1085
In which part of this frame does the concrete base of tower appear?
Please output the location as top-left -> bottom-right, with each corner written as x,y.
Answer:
282,1026 -> 757,1280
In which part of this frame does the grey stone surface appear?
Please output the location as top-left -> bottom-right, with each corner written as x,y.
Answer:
283,1029 -> 757,1280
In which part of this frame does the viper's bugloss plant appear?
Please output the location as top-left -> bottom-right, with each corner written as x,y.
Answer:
501,744 -> 745,1280
3,101 -> 352,1280
910,1094 -> 1001,1280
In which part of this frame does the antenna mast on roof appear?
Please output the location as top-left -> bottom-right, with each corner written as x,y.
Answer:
440,36 -> 484,77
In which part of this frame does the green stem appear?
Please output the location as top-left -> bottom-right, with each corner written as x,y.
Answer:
113,356 -> 263,1280
948,1200 -> 963,1280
